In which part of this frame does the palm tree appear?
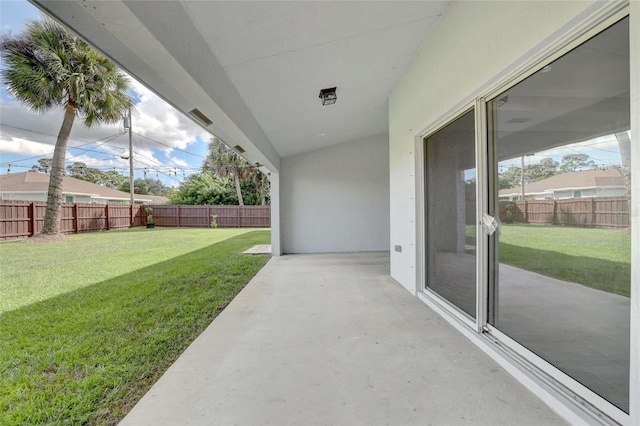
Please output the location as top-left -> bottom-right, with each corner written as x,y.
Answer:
204,137 -> 253,205
1,18 -> 132,235
251,170 -> 270,205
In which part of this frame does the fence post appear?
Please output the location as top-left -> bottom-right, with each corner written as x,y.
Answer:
177,206 -> 180,228
73,203 -> 79,234
29,202 -> 35,237
130,204 -> 133,227
105,204 -> 110,230
552,200 -> 557,225
627,197 -> 631,227
591,198 -> 596,227
237,206 -> 241,228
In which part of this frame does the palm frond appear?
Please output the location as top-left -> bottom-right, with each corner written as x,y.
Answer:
1,16 -> 132,120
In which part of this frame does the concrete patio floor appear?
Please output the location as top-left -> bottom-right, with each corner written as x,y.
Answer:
121,252 -> 565,426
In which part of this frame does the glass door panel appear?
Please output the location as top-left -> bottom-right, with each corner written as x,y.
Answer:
425,110 -> 476,318
487,17 -> 630,412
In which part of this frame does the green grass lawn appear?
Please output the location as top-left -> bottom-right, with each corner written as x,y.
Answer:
0,228 -> 270,425
499,224 -> 631,296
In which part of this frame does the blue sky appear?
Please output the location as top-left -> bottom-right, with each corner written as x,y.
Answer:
0,0 -> 210,188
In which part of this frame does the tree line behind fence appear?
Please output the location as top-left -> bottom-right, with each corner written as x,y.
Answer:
0,201 -> 270,240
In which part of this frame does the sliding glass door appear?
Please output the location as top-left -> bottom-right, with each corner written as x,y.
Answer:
422,13 -> 631,418
487,17 -> 630,412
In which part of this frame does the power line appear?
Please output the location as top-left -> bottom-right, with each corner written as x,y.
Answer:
133,131 -> 206,159
133,158 -> 183,183
0,130 -> 126,166
2,126 -> 232,181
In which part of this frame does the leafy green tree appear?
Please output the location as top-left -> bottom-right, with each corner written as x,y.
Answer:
66,161 -> 89,178
240,179 -> 260,206
102,170 -> 128,190
204,137 -> 253,205
498,166 -> 522,189
1,18 -> 132,235
559,154 -> 597,173
119,178 -> 147,195
141,178 -> 169,196
31,158 -> 53,174
251,171 -> 270,205
615,131 -> 631,203
66,162 -> 104,184
65,162 -> 130,189
169,172 -> 237,205
118,178 -> 168,195
499,158 -> 559,189
525,158 -> 558,182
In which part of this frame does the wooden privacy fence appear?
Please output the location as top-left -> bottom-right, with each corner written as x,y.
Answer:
499,197 -> 629,228
0,201 -> 270,240
150,205 -> 270,228
0,201 -> 143,239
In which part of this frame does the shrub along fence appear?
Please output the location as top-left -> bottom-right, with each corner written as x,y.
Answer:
499,197 -> 629,228
0,201 -> 270,240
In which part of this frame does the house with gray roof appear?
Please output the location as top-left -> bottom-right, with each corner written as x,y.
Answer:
0,171 -> 168,205
499,168 -> 626,201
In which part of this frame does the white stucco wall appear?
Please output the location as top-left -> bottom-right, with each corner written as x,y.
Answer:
72,195 -> 93,203
280,134 -> 390,254
388,0 -> 596,292
0,193 -> 48,202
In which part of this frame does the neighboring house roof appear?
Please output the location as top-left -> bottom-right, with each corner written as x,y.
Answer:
499,168 -> 626,198
0,171 -> 168,204
142,194 -> 170,205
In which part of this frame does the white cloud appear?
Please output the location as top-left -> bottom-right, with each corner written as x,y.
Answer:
129,79 -> 210,151
166,156 -> 190,168
1,99 -> 125,150
0,74 -> 210,178
0,136 -> 54,156
499,134 -> 624,168
64,154 -> 128,170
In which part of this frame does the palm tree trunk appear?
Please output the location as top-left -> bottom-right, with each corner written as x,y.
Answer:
42,103 -> 76,235
234,173 -> 245,206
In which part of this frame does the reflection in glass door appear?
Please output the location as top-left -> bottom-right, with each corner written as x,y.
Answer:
487,17 -> 630,412
425,110 -> 476,318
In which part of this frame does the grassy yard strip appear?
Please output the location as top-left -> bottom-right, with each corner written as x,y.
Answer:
0,228 -> 270,425
500,224 -> 630,296
0,227 -> 261,314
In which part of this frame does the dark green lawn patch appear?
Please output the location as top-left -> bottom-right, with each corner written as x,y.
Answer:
499,224 -> 630,296
0,229 -> 270,425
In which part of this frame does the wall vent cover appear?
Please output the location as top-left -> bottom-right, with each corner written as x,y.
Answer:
188,108 -> 213,126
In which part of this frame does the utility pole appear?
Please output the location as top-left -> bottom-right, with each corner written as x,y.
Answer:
520,154 -> 525,201
128,107 -> 134,206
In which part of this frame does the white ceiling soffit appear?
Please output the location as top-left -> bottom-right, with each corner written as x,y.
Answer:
33,1 -> 448,166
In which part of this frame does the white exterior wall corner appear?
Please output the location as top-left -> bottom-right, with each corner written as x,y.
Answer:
280,135 -> 390,254
388,0 -> 595,292
270,172 -> 282,256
